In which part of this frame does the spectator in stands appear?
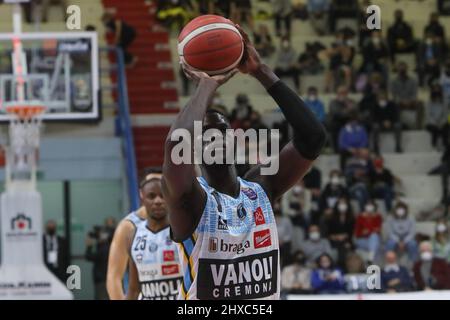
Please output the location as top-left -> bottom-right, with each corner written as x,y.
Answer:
381,251 -> 414,293
43,220 -> 68,282
369,156 -> 396,212
324,32 -> 355,92
300,225 -> 335,267
272,0 -> 292,38
193,0 -> 215,15
440,59 -> 450,104
283,180 -> 311,228
357,0 -> 374,49
424,12 -> 446,42
360,31 -> 390,82
297,42 -> 325,75
156,0 -> 192,32
304,166 -> 322,200
328,0 -> 359,34
372,90 -> 403,154
432,219 -> 450,263
23,0 -> 68,23
327,86 -> 357,152
318,170 -> 349,224
274,37 -> 300,92
311,253 -> 346,294
354,200 -> 382,264
387,10 -> 416,63
417,32 -> 445,87
413,241 -> 450,290
426,83 -> 449,150
307,0 -> 331,36
325,197 -> 355,269
305,86 -> 326,123
385,202 -> 419,263
230,0 -> 254,31
253,24 -> 275,58
274,200 -> 294,267
390,62 -> 424,129
281,250 -> 313,294
102,12 -> 138,67
338,114 -> 369,171
230,93 -> 253,129
344,253 -> 370,293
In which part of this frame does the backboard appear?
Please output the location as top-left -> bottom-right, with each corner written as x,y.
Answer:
0,32 -> 99,122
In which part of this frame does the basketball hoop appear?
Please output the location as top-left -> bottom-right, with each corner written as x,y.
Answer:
4,103 -> 46,187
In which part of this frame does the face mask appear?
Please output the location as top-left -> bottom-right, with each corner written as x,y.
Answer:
372,37 -> 381,45
282,41 -> 289,49
331,176 -> 340,185
365,204 -> 375,213
379,100 -> 387,107
308,94 -> 317,101
212,97 -> 222,106
47,228 -> 56,236
437,223 -> 447,233
338,203 -> 348,213
321,261 -> 331,269
310,231 -> 320,241
293,186 -> 302,195
346,40 -> 353,46
426,38 -> 433,46
421,251 -> 433,261
384,263 -> 399,271
396,207 -> 406,217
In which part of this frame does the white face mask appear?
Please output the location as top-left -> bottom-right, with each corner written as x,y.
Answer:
437,223 -> 448,233
293,185 -> 303,195
309,231 -> 320,241
379,100 -> 387,107
421,251 -> 433,261
308,95 -> 317,101
282,41 -> 290,49
426,38 -> 433,46
396,208 -> 406,217
372,37 -> 381,45
338,203 -> 348,213
365,204 -> 375,213
331,176 -> 340,185
321,260 -> 331,269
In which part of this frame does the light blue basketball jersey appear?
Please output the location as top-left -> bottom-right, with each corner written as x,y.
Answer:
177,176 -> 280,300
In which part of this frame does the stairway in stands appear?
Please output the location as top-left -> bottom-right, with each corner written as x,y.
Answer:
102,0 -> 178,171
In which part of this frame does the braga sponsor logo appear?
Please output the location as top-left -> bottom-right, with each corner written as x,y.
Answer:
140,278 -> 182,300
253,207 -> 266,226
161,264 -> 180,276
253,229 -> 271,249
208,237 -> 250,255
139,269 -> 159,280
197,250 -> 278,299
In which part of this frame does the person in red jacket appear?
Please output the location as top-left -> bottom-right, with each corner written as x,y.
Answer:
413,241 -> 450,290
354,200 -> 382,264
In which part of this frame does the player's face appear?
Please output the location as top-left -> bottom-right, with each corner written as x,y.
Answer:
202,112 -> 233,167
140,180 -> 167,221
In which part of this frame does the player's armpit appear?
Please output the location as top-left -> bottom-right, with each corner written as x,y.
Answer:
106,220 -> 135,300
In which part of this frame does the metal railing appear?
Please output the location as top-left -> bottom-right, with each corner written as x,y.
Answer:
100,47 -> 139,212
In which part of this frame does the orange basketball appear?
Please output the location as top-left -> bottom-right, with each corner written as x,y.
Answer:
178,15 -> 244,75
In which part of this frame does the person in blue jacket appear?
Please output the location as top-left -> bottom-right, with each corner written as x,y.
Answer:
311,253 -> 346,294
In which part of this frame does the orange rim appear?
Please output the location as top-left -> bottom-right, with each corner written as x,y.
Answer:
5,105 -> 46,120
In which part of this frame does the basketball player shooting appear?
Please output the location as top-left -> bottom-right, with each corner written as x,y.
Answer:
162,25 -> 327,300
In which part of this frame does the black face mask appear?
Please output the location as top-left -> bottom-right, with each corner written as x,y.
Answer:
47,228 -> 56,236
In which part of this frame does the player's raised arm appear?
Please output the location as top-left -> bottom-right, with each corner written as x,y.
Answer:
236,25 -> 327,201
162,66 -> 237,242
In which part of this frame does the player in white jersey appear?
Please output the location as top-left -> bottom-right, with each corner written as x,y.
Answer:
107,169 -> 165,299
126,176 -> 182,300
162,26 -> 327,300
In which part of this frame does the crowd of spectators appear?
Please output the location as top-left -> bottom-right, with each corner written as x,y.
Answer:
157,0 -> 450,295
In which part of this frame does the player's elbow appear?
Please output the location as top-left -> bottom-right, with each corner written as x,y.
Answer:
293,122 -> 328,160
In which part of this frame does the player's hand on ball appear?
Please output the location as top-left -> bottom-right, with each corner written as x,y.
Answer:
181,62 -> 238,86
235,24 -> 262,75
